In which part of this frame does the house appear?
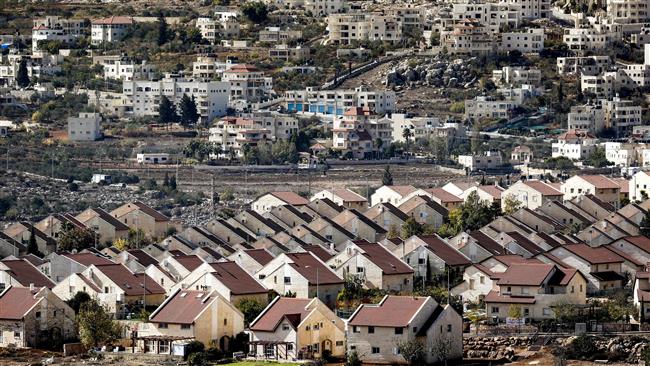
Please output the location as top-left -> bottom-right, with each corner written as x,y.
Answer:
306,198 -> 344,219
144,263 -> 177,294
110,201 -> 174,239
67,112 -> 102,141
633,271 -> 650,322
257,252 -> 344,308
484,263 -> 587,322
231,210 -> 284,238
424,188 -> 464,210
0,232 -> 26,258
3,222 -> 56,255
35,213 -> 88,240
227,248 -> 275,275
179,226 -> 235,257
145,289 -> 245,352
327,241 -> 413,292
51,263 -> 166,314
48,252 -> 114,282
311,189 -> 368,211
91,16 -> 133,44
449,230 -> 508,263
451,264 -> 500,305
158,254 -> 206,281
479,254 -> 542,273
332,209 -> 387,242
607,236 -> 650,268
548,243 -> 626,294
501,180 -> 563,210
249,297 -> 346,359
169,261 -> 268,305
347,295 -> 462,364
400,235 -> 471,280
364,202 -> 409,233
75,207 -> 130,245
441,182 -> 478,198
307,216 -> 356,246
630,170 -> 650,201
252,192 -> 309,214
397,195 -> 448,229
561,175 -> 621,209
268,205 -> 314,229
0,286 -> 76,348
460,185 -> 505,205
370,185 -> 418,207
0,258 -> 55,291
115,249 -> 159,273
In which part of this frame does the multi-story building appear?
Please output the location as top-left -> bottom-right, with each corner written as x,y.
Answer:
67,112 -> 102,141
192,56 -> 235,79
332,107 -> 391,159
607,0 -> 649,24
551,129 -> 598,160
222,64 -> 273,105
91,16 -> 133,44
604,141 -> 637,167
101,59 -> 156,81
441,19 -> 494,54
196,16 -> 240,42
563,20 -> 622,52
464,96 -> 519,121
284,87 -> 396,115
389,114 -> 465,144
567,103 -> 605,134
581,71 -> 618,98
506,0 -> 550,19
122,74 -> 230,124
492,66 -> 541,86
327,13 -> 406,45
259,27 -> 302,43
458,151 -> 503,172
32,16 -> 86,51
556,55 -> 611,76
451,1 -> 520,33
499,28 -> 545,53
268,44 -> 311,62
603,97 -> 643,137
0,53 -> 62,86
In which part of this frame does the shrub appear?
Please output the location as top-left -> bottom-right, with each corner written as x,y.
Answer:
185,340 -> 206,360
187,352 -> 207,366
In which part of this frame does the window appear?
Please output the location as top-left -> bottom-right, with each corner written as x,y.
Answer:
491,306 -> 499,314
418,258 -> 425,264
284,277 -> 291,284
224,318 -> 228,326
447,324 -> 452,332
395,327 -> 403,334
480,276 -> 485,284
14,331 -> 21,339
158,323 -> 168,328
368,326 -> 374,333
543,308 -> 551,316
181,324 -> 191,329
523,308 -> 530,316
371,347 -> 380,354
287,344 -> 294,351
336,341 -> 344,347
469,279 -> 475,290
313,343 -> 319,352
282,324 -> 290,331
35,311 -> 41,319
353,326 -> 359,333
350,345 -> 356,350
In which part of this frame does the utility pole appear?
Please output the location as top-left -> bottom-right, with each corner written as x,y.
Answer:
211,175 -> 215,211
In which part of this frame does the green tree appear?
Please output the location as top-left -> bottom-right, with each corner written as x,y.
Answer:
382,165 -> 393,186
641,210 -> 650,237
125,228 -> 153,249
235,298 -> 265,326
508,304 -> 522,320
587,146 -> 613,168
65,291 -> 91,313
157,11 -> 169,46
466,310 -> 485,335
346,351 -> 362,366
16,59 -> 30,88
502,194 -> 522,215
77,298 -> 122,348
402,128 -> 412,151
241,1 -> 269,23
432,335 -> 453,366
401,217 -> 424,238
396,339 -> 425,366
179,94 -> 199,127
158,95 -> 178,125
57,222 -> 98,252
27,225 -> 43,257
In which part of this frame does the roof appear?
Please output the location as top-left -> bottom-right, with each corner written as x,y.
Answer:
343,106 -> 374,116
150,290 -> 217,325
0,259 -> 55,289
173,255 -> 205,272
417,235 -> 471,266
617,236 -> 650,254
604,245 -> 644,266
468,230 -> 507,255
577,175 -> 620,189
348,296 -> 429,327
486,254 -> 542,267
591,271 -> 626,282
613,178 -> 630,193
310,198 -> 344,213
356,242 -> 414,274
20,254 -> 44,267
561,243 -> 624,264
250,297 -> 312,331
348,209 -> 387,234
497,263 -> 554,286
386,185 -> 418,197
126,249 -> 158,267
63,252 -> 114,266
522,180 -> 563,196
426,188 -> 463,203
303,245 -> 333,262
505,231 -> 544,255
330,189 -> 367,203
266,192 -> 309,206
244,249 -> 274,266
0,232 -> 25,252
94,264 -> 165,295
415,305 -> 445,337
0,286 -> 42,320
92,16 -> 134,25
225,64 -> 260,73
111,201 -> 169,222
484,290 -> 536,304
209,261 -> 267,295
367,202 -> 409,222
284,252 -> 343,285
478,185 -> 504,199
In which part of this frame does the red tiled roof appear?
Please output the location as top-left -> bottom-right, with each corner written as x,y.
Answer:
1,259 -> 55,289
86,208 -> 130,231
285,252 -> 343,285
356,242 -> 414,275
64,252 -> 114,266
618,236 -> 650,254
348,296 -> 429,327
497,263 -> 555,286
484,290 -> 536,304
225,64 -> 260,73
578,175 -> 620,189
486,254 -> 542,267
561,243 -> 624,264
613,178 -> 630,193
523,180 -> 562,196
126,249 -> 158,267
133,201 -> 169,222
478,185 -> 504,199
427,188 -> 463,203
0,286 -> 42,320
208,261 -> 267,295
150,290 -> 218,324
469,231 -> 507,255
330,189 -> 367,202
94,264 -> 165,296
268,192 -> 309,206
386,185 -> 418,197
343,107 -> 374,116
416,235 -> 471,266
303,245 -> 334,262
174,255 -> 205,272
250,297 -> 312,331
244,249 -> 274,266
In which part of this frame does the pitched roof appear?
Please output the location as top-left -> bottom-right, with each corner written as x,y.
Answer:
497,263 -> 555,286
225,64 -> 260,73
561,243 -> 624,264
330,189 -> 367,202
522,180 -> 562,196
94,264 -> 165,296
245,210 -> 285,233
415,305 -> 445,336
344,106 -> 374,116
604,245 -> 644,266
483,290 -> 536,304
284,252 -> 343,285
174,255 -> 205,272
367,202 -> 409,222
505,231 -> 544,255
478,185 -> 504,199
111,201 -> 169,222
126,249 -> 158,267
426,188 -> 463,203
267,192 -> 309,206
356,242 -> 414,274
309,198 -> 344,213
612,178 -> 630,193
577,175 -> 620,189
250,297 -> 312,331
244,249 -> 274,266
617,236 -> 650,254
0,286 -> 43,320
63,252 -> 114,266
0,232 -> 25,252
486,254 -> 542,267
386,185 -> 418,197
208,261 -> 267,295
318,216 -> 355,239
417,235 -> 471,266
348,296 -> 429,327
303,245 -> 334,262
0,259 -> 55,289
150,290 -> 218,324
469,230 -> 507,255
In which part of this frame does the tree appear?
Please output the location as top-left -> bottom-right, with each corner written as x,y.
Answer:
502,194 -> 522,215
27,225 -> 43,257
241,1 -> 269,23
641,210 -> 650,237
179,94 -> 199,127
157,12 -> 169,46
77,298 -> 122,348
236,298 -> 265,326
57,222 -> 98,252
432,335 -> 453,366
396,339 -> 425,366
125,228 -> 152,249
382,165 -> 393,186
158,95 -> 178,125
66,291 -> 91,313
346,351 -> 362,366
387,225 -> 399,239
586,146 -> 613,168
401,217 -> 424,238
508,304 -> 522,320
466,310 -> 485,335
402,128 -> 412,150
16,59 -> 30,88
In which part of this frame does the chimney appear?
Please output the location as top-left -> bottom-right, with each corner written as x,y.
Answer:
29,283 -> 34,292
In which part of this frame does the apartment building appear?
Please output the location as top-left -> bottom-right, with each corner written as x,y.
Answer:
607,0 -> 649,24
458,151 -> 503,172
91,16 -> 134,44
284,87 -> 396,115
122,74 -> 230,124
492,66 -> 541,86
499,28 -> 545,53
556,55 -> 611,75
389,114 -> 465,144
208,117 -> 270,157
604,141 -> 637,167
603,97 -> 643,137
506,0 -> 550,19
441,19 -> 494,54
581,71 -> 618,98
101,59 -> 156,81
196,16 -> 240,42
332,107 -> 391,159
259,27 -> 302,43
551,130 -> 597,160
465,96 -> 519,120
67,112 -> 102,141
563,22 -> 621,51
567,103 -> 605,134
269,45 -> 311,62
451,1 -> 520,33
327,13 -> 405,45
192,56 -> 235,79
32,16 -> 86,51
222,64 -> 274,104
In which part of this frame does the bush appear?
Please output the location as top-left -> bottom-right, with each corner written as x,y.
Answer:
187,352 -> 208,366
564,334 -> 600,360
185,340 -> 206,360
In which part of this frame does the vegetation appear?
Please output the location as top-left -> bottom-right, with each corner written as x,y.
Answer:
236,298 -> 265,326
77,298 -> 122,348
382,165 -> 393,186
396,339 -> 425,366
57,222 -> 99,252
438,191 -> 499,237
241,1 -> 269,23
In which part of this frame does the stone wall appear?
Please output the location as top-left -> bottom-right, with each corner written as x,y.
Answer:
463,336 -> 534,360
